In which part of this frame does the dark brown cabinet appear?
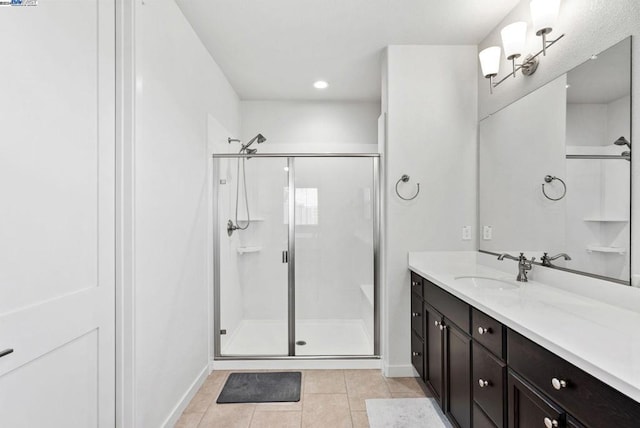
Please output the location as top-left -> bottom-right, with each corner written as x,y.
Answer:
409,270 -> 640,428
446,323 -> 472,428
425,304 -> 444,405
419,277 -> 472,428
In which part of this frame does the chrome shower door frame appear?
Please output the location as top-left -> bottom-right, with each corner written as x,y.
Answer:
211,153 -> 381,360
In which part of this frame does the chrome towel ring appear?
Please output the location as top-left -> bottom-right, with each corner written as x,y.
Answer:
395,174 -> 420,201
541,175 -> 566,201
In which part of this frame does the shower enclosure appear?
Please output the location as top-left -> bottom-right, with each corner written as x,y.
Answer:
212,153 -> 380,358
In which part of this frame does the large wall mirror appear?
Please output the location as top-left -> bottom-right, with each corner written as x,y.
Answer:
479,37 -> 632,284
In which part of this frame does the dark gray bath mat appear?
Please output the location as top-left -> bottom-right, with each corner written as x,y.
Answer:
216,372 -> 302,404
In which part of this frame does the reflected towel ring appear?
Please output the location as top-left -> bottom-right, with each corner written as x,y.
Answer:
541,175 -> 567,201
395,174 -> 420,201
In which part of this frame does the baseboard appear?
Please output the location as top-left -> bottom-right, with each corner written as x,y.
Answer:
383,362 -> 418,378
210,358 -> 381,371
161,365 -> 209,428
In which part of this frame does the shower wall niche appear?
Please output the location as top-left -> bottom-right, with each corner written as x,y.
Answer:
213,154 -> 379,358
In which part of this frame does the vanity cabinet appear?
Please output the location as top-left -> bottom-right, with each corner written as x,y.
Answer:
409,270 -> 640,428
508,329 -> 640,427
412,275 -> 472,428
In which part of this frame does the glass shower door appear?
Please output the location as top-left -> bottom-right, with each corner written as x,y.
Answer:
293,157 -> 376,356
216,156 -> 290,356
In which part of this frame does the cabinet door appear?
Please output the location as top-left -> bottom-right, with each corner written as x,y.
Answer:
425,305 -> 444,405
508,371 -> 565,428
446,323 -> 472,428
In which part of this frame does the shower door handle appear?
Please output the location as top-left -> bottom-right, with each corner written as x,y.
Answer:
282,250 -> 288,263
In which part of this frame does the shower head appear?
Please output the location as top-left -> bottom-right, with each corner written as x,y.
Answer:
614,136 -> 631,148
243,133 -> 266,149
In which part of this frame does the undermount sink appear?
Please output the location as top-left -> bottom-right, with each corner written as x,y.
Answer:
453,275 -> 520,290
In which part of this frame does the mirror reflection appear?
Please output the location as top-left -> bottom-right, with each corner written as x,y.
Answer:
479,37 -> 631,283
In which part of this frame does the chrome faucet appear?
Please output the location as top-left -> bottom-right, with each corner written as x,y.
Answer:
541,252 -> 571,267
497,252 -> 535,282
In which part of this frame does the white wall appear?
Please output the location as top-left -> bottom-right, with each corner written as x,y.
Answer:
240,101 -> 380,153
478,0 -> 640,283
124,0 -> 240,426
382,45 -> 478,376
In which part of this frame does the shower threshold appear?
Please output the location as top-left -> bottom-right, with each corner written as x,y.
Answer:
220,319 -> 374,357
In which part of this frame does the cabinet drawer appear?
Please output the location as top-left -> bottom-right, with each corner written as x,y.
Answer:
411,331 -> 424,379
473,344 -> 506,428
472,308 -> 505,359
508,370 -> 564,428
411,293 -> 423,338
410,272 -> 423,297
424,279 -> 470,333
508,329 -> 640,428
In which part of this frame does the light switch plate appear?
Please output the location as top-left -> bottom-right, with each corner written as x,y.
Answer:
462,226 -> 472,241
482,225 -> 492,240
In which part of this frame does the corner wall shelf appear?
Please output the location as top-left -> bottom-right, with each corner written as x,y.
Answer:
583,218 -> 629,223
586,245 -> 626,255
237,246 -> 262,255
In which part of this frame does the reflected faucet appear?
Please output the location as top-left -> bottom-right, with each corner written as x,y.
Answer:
541,253 -> 571,267
498,252 -> 535,282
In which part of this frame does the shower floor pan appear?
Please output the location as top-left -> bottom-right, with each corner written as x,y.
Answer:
221,319 -> 373,356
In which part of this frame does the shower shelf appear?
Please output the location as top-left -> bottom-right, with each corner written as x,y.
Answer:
237,246 -> 262,255
586,245 -> 626,255
583,217 -> 629,222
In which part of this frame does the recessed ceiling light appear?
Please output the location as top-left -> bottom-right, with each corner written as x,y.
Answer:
566,84 -> 571,89
313,80 -> 329,89
590,54 -> 598,60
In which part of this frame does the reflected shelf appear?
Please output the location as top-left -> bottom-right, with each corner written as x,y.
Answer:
237,246 -> 262,255
583,217 -> 629,223
586,245 -> 627,255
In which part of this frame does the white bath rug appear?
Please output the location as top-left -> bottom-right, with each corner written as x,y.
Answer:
365,398 -> 453,428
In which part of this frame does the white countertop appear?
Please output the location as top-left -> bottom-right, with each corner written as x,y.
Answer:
408,251 -> 640,403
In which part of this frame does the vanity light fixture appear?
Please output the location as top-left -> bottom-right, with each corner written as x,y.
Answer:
479,0 -> 565,93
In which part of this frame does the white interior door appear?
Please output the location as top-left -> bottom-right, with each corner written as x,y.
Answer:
0,1 -> 116,427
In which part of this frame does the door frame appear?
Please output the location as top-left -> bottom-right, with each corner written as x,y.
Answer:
211,153 -> 381,360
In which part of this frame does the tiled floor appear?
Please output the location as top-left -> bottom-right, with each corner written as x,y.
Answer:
175,369 -> 431,428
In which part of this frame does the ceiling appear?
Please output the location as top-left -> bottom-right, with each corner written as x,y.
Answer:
566,38 -> 631,104
175,0 -> 519,101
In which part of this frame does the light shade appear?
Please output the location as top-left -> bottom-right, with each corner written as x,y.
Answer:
501,22 -> 528,60
530,0 -> 561,35
479,47 -> 501,77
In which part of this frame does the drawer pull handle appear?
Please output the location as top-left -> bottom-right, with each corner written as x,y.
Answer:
544,417 -> 559,428
411,312 -> 420,317
478,379 -> 490,388
412,351 -> 421,357
0,349 -> 14,359
439,324 -> 446,331
434,320 -> 440,327
477,327 -> 490,335
551,378 -> 567,390
412,281 -> 419,287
